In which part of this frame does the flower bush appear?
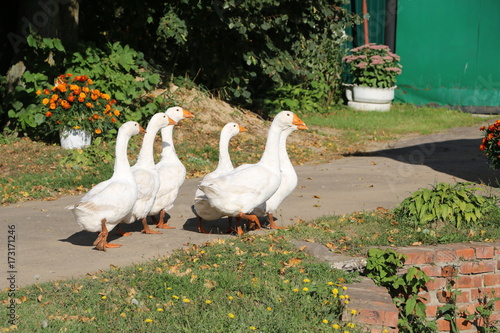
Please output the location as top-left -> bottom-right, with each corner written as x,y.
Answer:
480,120 -> 500,170
36,73 -> 122,136
343,43 -> 402,88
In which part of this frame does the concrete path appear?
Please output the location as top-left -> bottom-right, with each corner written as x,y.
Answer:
1,123 -> 499,289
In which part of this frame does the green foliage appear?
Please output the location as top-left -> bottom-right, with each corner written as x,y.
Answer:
3,32 -> 165,142
465,294 -> 500,332
153,0 -> 361,114
394,182 -> 496,230
364,248 -> 436,332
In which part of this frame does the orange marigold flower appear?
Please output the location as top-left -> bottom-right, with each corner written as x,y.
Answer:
104,104 -> 111,112
79,92 -> 86,99
36,90 -> 42,95
49,103 -> 56,110
87,79 -> 93,85
480,126 -> 486,131
86,102 -> 93,108
66,73 -> 73,77
83,87 -> 90,93
73,126 -> 80,129
93,113 -> 99,120
111,117 -> 117,123
70,84 -> 79,92
43,89 -> 50,95
480,145 -> 486,151
78,97 -> 85,103
95,128 -> 102,134
45,111 -> 52,117
110,99 -> 117,105
75,75 -> 82,81
101,93 -> 111,100
92,89 -> 100,95
57,84 -> 67,93
113,109 -> 120,116
50,94 -> 59,101
67,94 -> 75,102
91,93 -> 98,100
42,98 -> 49,105
61,100 -> 71,109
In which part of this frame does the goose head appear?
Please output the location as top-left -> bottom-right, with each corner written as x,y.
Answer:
165,106 -> 195,124
274,111 -> 308,131
120,121 -> 146,136
224,122 -> 247,137
149,112 -> 177,129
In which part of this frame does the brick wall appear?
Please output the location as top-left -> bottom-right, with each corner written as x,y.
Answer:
396,242 -> 500,332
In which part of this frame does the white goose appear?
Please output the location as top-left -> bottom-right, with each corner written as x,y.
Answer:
128,113 -> 176,233
252,125 -> 299,229
68,121 -> 145,251
149,106 -> 194,228
198,111 -> 307,235
193,122 -> 247,233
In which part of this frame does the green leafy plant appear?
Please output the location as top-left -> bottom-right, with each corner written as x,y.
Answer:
480,120 -> 500,170
343,43 -> 402,88
394,182 -> 495,229
465,294 -> 500,332
436,279 -> 461,333
364,248 -> 436,332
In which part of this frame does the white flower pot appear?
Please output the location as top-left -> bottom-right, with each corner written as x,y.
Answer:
352,85 -> 396,104
60,128 -> 92,149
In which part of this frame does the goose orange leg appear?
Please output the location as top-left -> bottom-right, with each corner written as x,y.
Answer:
198,216 -> 210,233
94,219 -> 122,251
141,217 -> 162,234
156,210 -> 175,229
115,224 -> 132,236
238,212 -> 261,234
267,213 -> 284,229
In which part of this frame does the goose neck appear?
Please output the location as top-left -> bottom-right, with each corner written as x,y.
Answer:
259,122 -> 283,165
113,131 -> 133,175
160,125 -> 175,158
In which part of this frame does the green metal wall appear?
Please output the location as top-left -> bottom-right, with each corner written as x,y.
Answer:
395,0 -> 500,110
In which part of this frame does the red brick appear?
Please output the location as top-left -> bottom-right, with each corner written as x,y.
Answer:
418,291 -> 431,304
484,273 -> 500,286
456,317 -> 473,330
421,265 -> 442,277
436,318 -> 450,331
441,265 -> 458,277
459,261 -> 496,274
456,247 -> 476,260
436,289 -> 470,304
436,249 -> 458,263
402,249 -> 432,265
455,275 -> 483,288
425,304 -> 438,316
426,277 -> 447,290
353,309 -> 391,325
474,246 -> 494,259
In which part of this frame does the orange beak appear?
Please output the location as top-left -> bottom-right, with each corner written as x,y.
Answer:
238,125 -> 248,133
139,125 -> 147,134
292,113 -> 308,130
168,117 -> 177,126
183,109 -> 195,119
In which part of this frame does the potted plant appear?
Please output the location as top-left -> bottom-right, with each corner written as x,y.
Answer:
36,73 -> 122,149
479,121 -> 500,170
343,43 -> 402,109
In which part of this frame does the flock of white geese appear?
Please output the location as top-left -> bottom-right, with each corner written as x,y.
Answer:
67,107 -> 307,251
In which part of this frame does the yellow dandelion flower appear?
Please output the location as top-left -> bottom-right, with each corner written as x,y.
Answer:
332,288 -> 339,295
172,295 -> 179,299
73,126 -> 80,129
120,313 -> 126,318
347,322 -> 355,328
205,300 -> 212,304
303,287 -> 309,292
266,307 -> 272,311
228,313 -> 235,319
200,250 -> 206,254
250,327 -> 257,330
293,288 -> 299,292
145,318 -> 153,323
228,296 -> 233,301
148,295 -> 153,299
157,308 -> 163,312
322,319 -> 329,324
332,324 -> 340,329
340,295 -> 345,299
303,278 -> 310,283
343,286 -> 348,290
328,281 -> 334,285
101,295 -> 107,299
138,267 -> 143,271
182,298 -> 190,303
350,309 -> 357,315
344,300 -> 350,304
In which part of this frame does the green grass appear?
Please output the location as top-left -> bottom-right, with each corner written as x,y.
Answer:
304,104 -> 496,142
1,234 -> 361,332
